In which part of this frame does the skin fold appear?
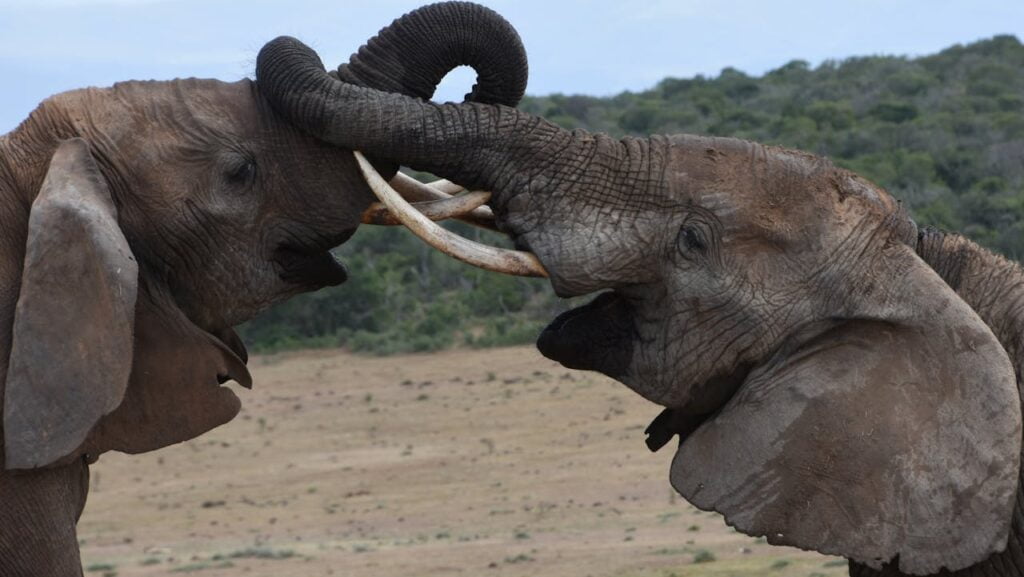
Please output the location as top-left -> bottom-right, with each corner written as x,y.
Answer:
0,2 -> 527,574
256,26 -> 1024,576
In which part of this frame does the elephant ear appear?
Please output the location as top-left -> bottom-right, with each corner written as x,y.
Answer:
671,244 -> 1021,575
3,138 -> 138,470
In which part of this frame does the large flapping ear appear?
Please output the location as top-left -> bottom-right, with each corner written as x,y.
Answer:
82,296 -> 250,456
671,244 -> 1021,575
4,138 -> 138,470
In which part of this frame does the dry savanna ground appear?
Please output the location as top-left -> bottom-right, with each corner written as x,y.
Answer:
79,346 -> 848,577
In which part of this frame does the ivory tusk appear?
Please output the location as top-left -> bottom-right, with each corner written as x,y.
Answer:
388,171 -> 498,231
355,151 -> 548,278
426,178 -> 465,195
391,173 -> 466,197
389,172 -> 450,202
362,191 -> 492,226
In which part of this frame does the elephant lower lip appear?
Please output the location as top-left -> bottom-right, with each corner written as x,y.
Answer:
537,291 -> 633,377
216,370 -> 252,389
275,248 -> 348,287
210,326 -> 249,363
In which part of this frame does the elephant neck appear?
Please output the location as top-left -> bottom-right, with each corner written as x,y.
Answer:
916,228 -> 1024,368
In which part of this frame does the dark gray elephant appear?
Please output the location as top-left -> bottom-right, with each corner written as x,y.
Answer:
256,29 -> 1024,577
0,3 -> 526,574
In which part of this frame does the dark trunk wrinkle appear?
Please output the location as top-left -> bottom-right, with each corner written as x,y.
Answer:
850,228 -> 1024,576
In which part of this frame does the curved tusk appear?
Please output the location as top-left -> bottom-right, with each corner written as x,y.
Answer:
389,171 -> 449,202
362,191 -> 492,226
391,173 -> 466,197
355,151 -> 547,278
426,178 -> 465,195
389,171 -> 498,231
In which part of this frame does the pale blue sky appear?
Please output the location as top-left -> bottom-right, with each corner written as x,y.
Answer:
1,0 -> 1022,133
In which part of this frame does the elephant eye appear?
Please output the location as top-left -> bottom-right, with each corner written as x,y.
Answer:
226,158 -> 257,186
677,224 -> 707,254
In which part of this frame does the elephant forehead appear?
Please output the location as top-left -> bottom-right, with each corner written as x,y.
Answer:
674,156 -> 829,245
47,79 -> 260,153
668,138 -> 897,250
96,79 -> 258,139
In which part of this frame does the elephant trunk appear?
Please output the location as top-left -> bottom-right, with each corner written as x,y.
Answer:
337,1 -> 528,105
256,34 -> 585,202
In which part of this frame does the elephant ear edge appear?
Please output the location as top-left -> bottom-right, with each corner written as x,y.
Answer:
670,243 -> 1021,575
3,138 -> 138,470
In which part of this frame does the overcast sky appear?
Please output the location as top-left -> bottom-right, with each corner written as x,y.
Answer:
1,0 -> 1022,133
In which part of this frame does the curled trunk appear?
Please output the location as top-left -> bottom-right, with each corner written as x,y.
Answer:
256,31 -> 620,206
258,1 -> 546,185
337,1 -> 528,105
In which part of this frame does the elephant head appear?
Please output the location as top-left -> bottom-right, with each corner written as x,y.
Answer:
0,1 -> 527,471
256,36 -> 1022,575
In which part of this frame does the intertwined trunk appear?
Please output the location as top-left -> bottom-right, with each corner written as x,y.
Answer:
258,36 -> 563,193
256,31 -> 670,296
257,1 -> 541,189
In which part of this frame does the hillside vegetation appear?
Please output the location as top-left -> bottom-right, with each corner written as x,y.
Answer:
240,35 -> 1024,353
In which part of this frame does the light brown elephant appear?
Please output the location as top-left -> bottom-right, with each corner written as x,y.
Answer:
0,3 -> 526,574
256,28 -> 1024,577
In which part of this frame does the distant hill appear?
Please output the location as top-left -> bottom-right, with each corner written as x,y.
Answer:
241,35 -> 1024,353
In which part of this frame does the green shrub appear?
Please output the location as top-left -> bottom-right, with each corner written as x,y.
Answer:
693,549 -> 716,563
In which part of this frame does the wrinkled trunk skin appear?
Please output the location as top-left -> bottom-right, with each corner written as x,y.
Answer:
850,229 -> 1024,576
337,1 -> 527,105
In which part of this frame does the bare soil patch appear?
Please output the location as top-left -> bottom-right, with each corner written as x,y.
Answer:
79,346 -> 845,577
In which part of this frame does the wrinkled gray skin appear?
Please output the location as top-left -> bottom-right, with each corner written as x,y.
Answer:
257,32 -> 1024,577
0,3 -> 527,574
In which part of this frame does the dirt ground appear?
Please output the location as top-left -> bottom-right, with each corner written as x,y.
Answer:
79,346 -> 847,577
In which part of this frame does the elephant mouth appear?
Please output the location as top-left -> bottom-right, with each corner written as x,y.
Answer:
209,326 -> 251,388
537,291 -> 635,380
273,228 -> 357,288
196,325 -> 252,389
